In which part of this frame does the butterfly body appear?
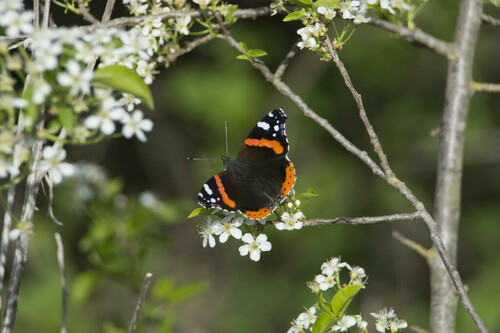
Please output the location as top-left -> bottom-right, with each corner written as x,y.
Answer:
198,109 -> 296,219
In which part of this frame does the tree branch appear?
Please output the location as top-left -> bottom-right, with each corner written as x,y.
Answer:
430,0 -> 485,331
392,230 -> 435,262
304,212 -> 421,226
275,42 -> 300,80
127,272 -> 153,333
366,17 -> 455,59
164,34 -> 216,65
481,13 -> 500,27
473,81 -> 500,93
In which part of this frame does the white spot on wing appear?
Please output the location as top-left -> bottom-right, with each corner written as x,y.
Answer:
274,125 -> 279,131
203,184 -> 213,195
257,121 -> 270,130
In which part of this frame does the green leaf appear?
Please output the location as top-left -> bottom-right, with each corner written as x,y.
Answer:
92,65 -> 154,109
283,10 -> 308,22
71,271 -> 101,304
331,284 -> 363,317
58,106 -> 76,135
188,207 -> 206,218
312,312 -> 334,333
312,0 -> 340,9
238,41 -> 248,53
224,4 -> 238,24
288,0 -> 314,8
169,281 -> 210,304
247,49 -> 267,58
236,55 -> 250,61
297,188 -> 318,205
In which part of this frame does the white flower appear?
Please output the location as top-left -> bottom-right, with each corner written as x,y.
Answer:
380,0 -> 396,14
389,318 -> 408,331
0,0 -> 24,12
32,79 -> 51,104
296,307 -> 317,329
213,215 -> 243,243
371,307 -> 397,332
315,274 -> 336,291
193,0 -> 211,8
340,0 -> 360,19
56,60 -> 93,96
39,146 -> 76,184
174,15 -> 191,35
321,256 -> 347,277
141,17 -> 163,37
121,110 -> 154,142
136,59 -> 157,84
296,26 -> 318,50
0,10 -> 33,36
317,6 -> 336,20
119,93 -> 142,112
84,97 -> 126,135
355,314 -> 368,329
306,279 -> 321,293
275,211 -> 303,230
32,32 -> 62,71
238,233 -> 272,262
287,320 -> 302,333
332,315 -> 357,332
349,265 -> 366,284
199,216 -> 220,248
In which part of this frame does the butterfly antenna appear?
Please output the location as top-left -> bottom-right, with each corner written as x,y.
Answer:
187,157 -> 218,161
225,120 -> 229,155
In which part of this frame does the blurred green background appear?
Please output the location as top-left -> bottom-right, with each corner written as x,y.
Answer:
6,0 -> 500,332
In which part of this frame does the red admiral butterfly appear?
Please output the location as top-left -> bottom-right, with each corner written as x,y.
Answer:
198,109 -> 296,219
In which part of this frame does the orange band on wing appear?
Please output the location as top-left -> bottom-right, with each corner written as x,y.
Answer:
245,138 -> 284,155
279,162 -> 295,201
214,174 -> 236,208
243,207 -> 273,219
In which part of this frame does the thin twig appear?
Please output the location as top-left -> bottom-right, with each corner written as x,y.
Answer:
304,212 -> 421,226
164,34 -> 216,65
42,0 -> 51,29
481,13 -> 500,27
2,121 -> 45,333
0,116 -> 25,321
127,272 -> 153,333
77,0 -> 100,24
326,35 -> 395,180
102,0 -> 116,22
366,17 -> 455,59
392,230 -> 435,262
473,81 -> 500,93
94,7 -> 276,30
54,233 -> 68,333
275,42 -> 300,80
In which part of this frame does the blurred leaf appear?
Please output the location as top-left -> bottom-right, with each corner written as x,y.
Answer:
331,284 -> 363,317
58,106 -> 76,135
103,321 -> 127,333
288,0 -> 314,8
169,281 -> 210,304
312,0 -> 340,9
224,5 -> 238,24
247,49 -> 267,58
297,188 -> 318,205
312,312 -> 333,333
71,271 -> 101,304
283,10 -> 308,22
93,65 -> 154,109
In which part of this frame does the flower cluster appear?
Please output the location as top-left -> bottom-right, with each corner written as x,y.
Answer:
288,257 -> 369,333
290,0 -> 425,54
197,195 -> 305,261
0,0 -> 33,37
287,257 -> 407,333
371,307 -> 408,332
198,211 -> 271,262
